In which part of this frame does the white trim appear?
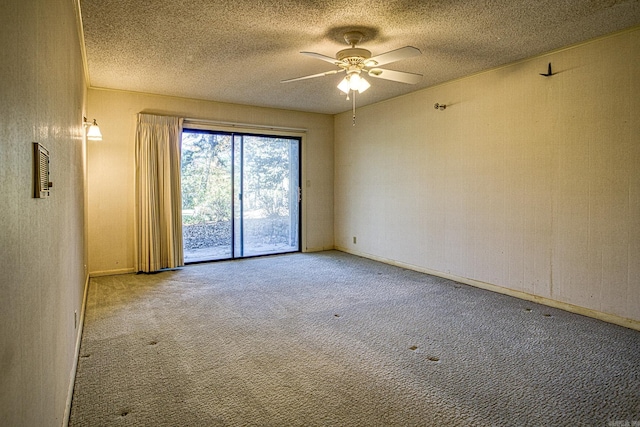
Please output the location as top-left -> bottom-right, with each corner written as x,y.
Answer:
72,0 -> 90,86
336,246 -> 640,332
89,268 -> 136,277
183,118 -> 307,134
303,245 -> 335,253
62,272 -> 90,427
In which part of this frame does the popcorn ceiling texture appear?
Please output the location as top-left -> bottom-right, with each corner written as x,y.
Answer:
80,0 -> 640,114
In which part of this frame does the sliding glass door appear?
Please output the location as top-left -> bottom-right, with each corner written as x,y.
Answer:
181,129 -> 300,263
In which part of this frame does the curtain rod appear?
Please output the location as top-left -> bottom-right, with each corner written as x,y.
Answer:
183,118 -> 307,133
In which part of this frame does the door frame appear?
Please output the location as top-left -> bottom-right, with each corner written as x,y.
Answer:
181,123 -> 305,262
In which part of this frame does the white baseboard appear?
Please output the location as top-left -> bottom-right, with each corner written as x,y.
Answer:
62,272 -> 90,427
303,245 -> 335,253
89,267 -> 135,277
335,246 -> 640,332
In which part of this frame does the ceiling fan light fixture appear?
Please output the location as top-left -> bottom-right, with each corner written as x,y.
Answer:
338,74 -> 370,94
284,32 -> 423,126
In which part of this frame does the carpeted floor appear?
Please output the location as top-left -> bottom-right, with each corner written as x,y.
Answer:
69,251 -> 640,426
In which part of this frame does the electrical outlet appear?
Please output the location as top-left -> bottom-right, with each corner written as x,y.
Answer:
353,236 -> 357,244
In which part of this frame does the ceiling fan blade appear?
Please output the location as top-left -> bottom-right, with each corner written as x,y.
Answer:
301,51 -> 342,65
367,68 -> 422,84
281,69 -> 342,83
366,46 -> 421,67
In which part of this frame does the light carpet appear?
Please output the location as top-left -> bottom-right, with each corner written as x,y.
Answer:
69,251 -> 640,426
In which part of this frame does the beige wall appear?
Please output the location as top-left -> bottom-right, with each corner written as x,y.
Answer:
87,89 -> 334,275
0,0 -> 87,425
335,27 -> 640,326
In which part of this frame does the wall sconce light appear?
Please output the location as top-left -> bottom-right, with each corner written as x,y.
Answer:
434,103 -> 447,110
83,117 -> 103,141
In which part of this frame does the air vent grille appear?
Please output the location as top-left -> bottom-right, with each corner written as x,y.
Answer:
33,142 -> 50,198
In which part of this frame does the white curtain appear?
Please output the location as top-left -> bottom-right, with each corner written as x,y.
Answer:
135,113 -> 184,272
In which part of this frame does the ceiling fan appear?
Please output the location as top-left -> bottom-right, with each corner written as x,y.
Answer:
282,31 -> 422,124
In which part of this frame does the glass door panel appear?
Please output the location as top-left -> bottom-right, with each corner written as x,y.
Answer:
181,131 -> 232,262
239,136 -> 300,257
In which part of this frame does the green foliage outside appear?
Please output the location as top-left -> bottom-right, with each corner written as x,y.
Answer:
181,132 -> 232,225
242,135 -> 292,218
181,132 -> 296,226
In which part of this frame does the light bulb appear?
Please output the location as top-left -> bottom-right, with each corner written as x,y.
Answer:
357,77 -> 370,93
337,77 -> 350,94
86,120 -> 103,141
349,73 -> 361,90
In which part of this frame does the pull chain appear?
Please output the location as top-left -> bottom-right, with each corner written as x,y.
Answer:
352,90 -> 356,126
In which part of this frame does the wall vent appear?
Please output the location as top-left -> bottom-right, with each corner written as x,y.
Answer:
33,142 -> 51,198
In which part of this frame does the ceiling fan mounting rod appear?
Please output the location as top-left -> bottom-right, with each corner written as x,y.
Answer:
343,31 -> 364,47
337,31 -> 373,68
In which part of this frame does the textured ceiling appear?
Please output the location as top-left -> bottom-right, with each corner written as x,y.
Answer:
80,0 -> 640,115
